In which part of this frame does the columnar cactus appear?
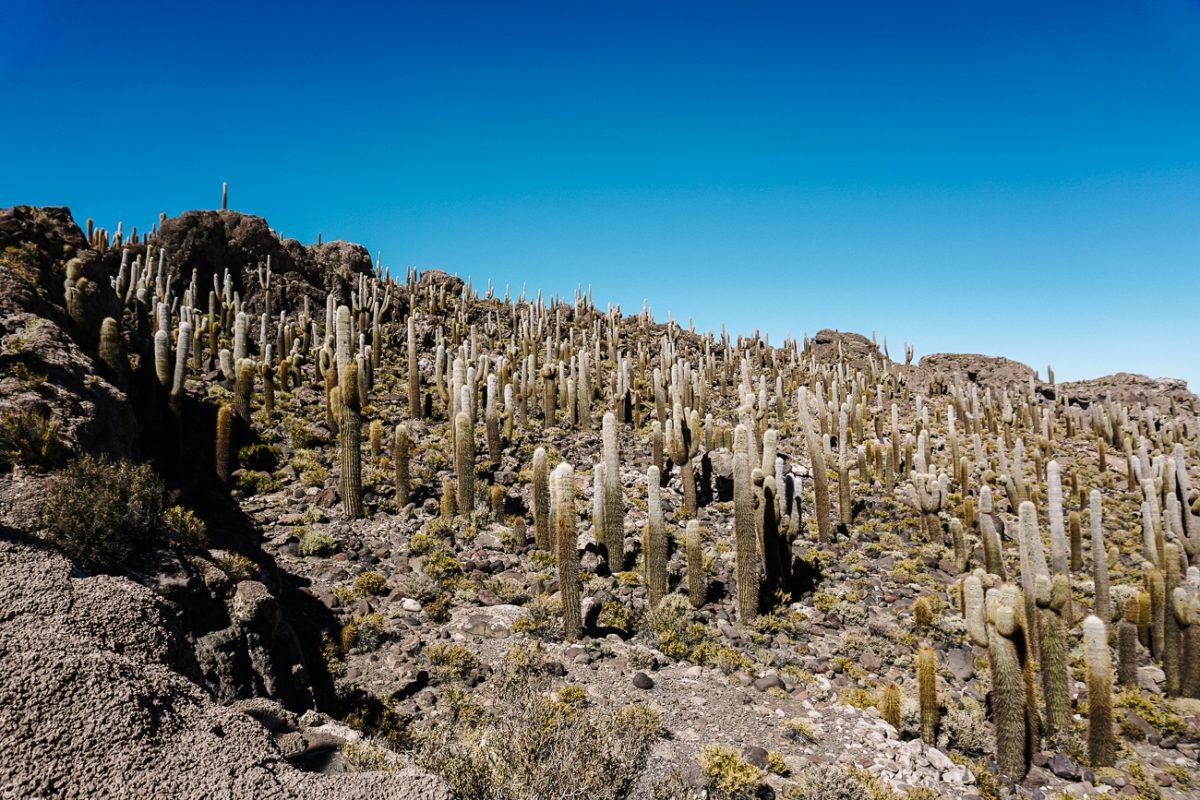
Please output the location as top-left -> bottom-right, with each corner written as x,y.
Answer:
454,411 -> 474,517
686,519 -> 705,608
393,423 -> 411,508
733,424 -> 759,621
917,644 -> 938,745
1090,490 -> 1111,624
645,465 -> 667,608
1163,543 -> 1182,696
799,400 -> 832,543
234,359 -> 254,423
985,584 -> 1037,780
950,517 -> 968,573
602,412 -> 625,568
407,313 -> 422,419
532,447 -> 550,550
215,404 -> 233,483
552,462 -> 581,640
666,403 -> 699,515
905,471 -> 948,541
1035,573 -> 1071,737
340,362 -> 363,519
979,487 -> 1006,579
1117,595 -> 1140,687
98,317 -> 129,391
1083,614 -> 1115,767
878,683 -> 902,730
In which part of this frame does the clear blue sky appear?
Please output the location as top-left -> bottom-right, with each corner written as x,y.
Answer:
4,1 -> 1198,388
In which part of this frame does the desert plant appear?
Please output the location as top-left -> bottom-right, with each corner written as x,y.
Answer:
340,361 -> 363,518
1083,614 -> 1115,766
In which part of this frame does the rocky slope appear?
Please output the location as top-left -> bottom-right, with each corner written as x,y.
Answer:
1,203 -> 1198,800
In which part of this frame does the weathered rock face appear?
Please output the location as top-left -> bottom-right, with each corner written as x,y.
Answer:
917,352 -> 1039,393
1060,372 -> 1196,411
0,532 -> 451,800
0,206 -> 137,459
155,210 -> 375,313
807,329 -> 883,369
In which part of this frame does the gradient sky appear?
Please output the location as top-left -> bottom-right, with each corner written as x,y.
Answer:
4,1 -> 1198,387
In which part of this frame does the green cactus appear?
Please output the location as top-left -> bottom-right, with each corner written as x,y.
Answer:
98,317 -> 129,391
733,424 -> 759,621
339,361 -> 363,519
454,411 -> 475,517
645,465 -> 667,608
393,423 -> 411,508
532,446 -> 550,550
234,359 -> 254,423
1083,614 -> 1115,767
552,462 -> 581,640
917,644 -> 938,745
1117,595 -> 1140,687
1035,573 -> 1071,737
686,519 -> 705,608
407,313 -> 421,419
215,404 -> 233,484
986,584 -> 1037,780
602,412 -> 624,568
1090,490 -> 1111,625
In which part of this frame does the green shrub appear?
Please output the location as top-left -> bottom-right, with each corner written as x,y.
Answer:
355,570 -> 389,597
162,505 -> 207,550
38,454 -> 173,570
238,443 -> 281,471
0,407 -> 64,471
414,656 -> 660,800
299,529 -> 339,556
698,745 -> 764,800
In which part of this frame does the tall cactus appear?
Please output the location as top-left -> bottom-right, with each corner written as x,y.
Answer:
733,424 -> 759,621
407,313 -> 421,419
532,447 -> 550,550
552,462 -> 581,640
917,644 -> 938,745
800,400 -> 832,543
1035,573 -> 1071,737
686,519 -> 705,608
1117,595 -> 1140,687
98,317 -> 129,391
1163,543 -> 1182,696
454,411 -> 475,517
393,423 -> 411,508
602,412 -> 625,568
1090,490 -> 1111,624
340,361 -> 363,519
1083,614 -> 1115,767
645,466 -> 667,608
666,403 -> 699,515
215,404 -> 233,483
984,584 -> 1037,780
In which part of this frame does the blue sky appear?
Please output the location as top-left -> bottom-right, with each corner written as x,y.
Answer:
4,1 -> 1198,387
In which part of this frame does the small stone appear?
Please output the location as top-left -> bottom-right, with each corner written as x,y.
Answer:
1047,753 -> 1080,781
632,672 -> 654,689
741,746 -> 769,769
753,673 -> 786,692
401,598 -> 422,612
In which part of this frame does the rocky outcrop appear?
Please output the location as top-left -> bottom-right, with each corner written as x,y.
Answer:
1060,372 -> 1196,411
917,352 -> 1038,393
154,210 -> 374,313
0,206 -> 136,459
806,329 -> 884,369
0,531 -> 450,800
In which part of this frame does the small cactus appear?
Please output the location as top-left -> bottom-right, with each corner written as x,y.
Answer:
878,683 -> 901,730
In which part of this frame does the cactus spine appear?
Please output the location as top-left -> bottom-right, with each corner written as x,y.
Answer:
552,462 -> 581,640
339,361 -> 363,519
1083,614 -> 1115,767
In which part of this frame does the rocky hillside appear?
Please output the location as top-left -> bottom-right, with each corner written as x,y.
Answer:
1,203 -> 1198,799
